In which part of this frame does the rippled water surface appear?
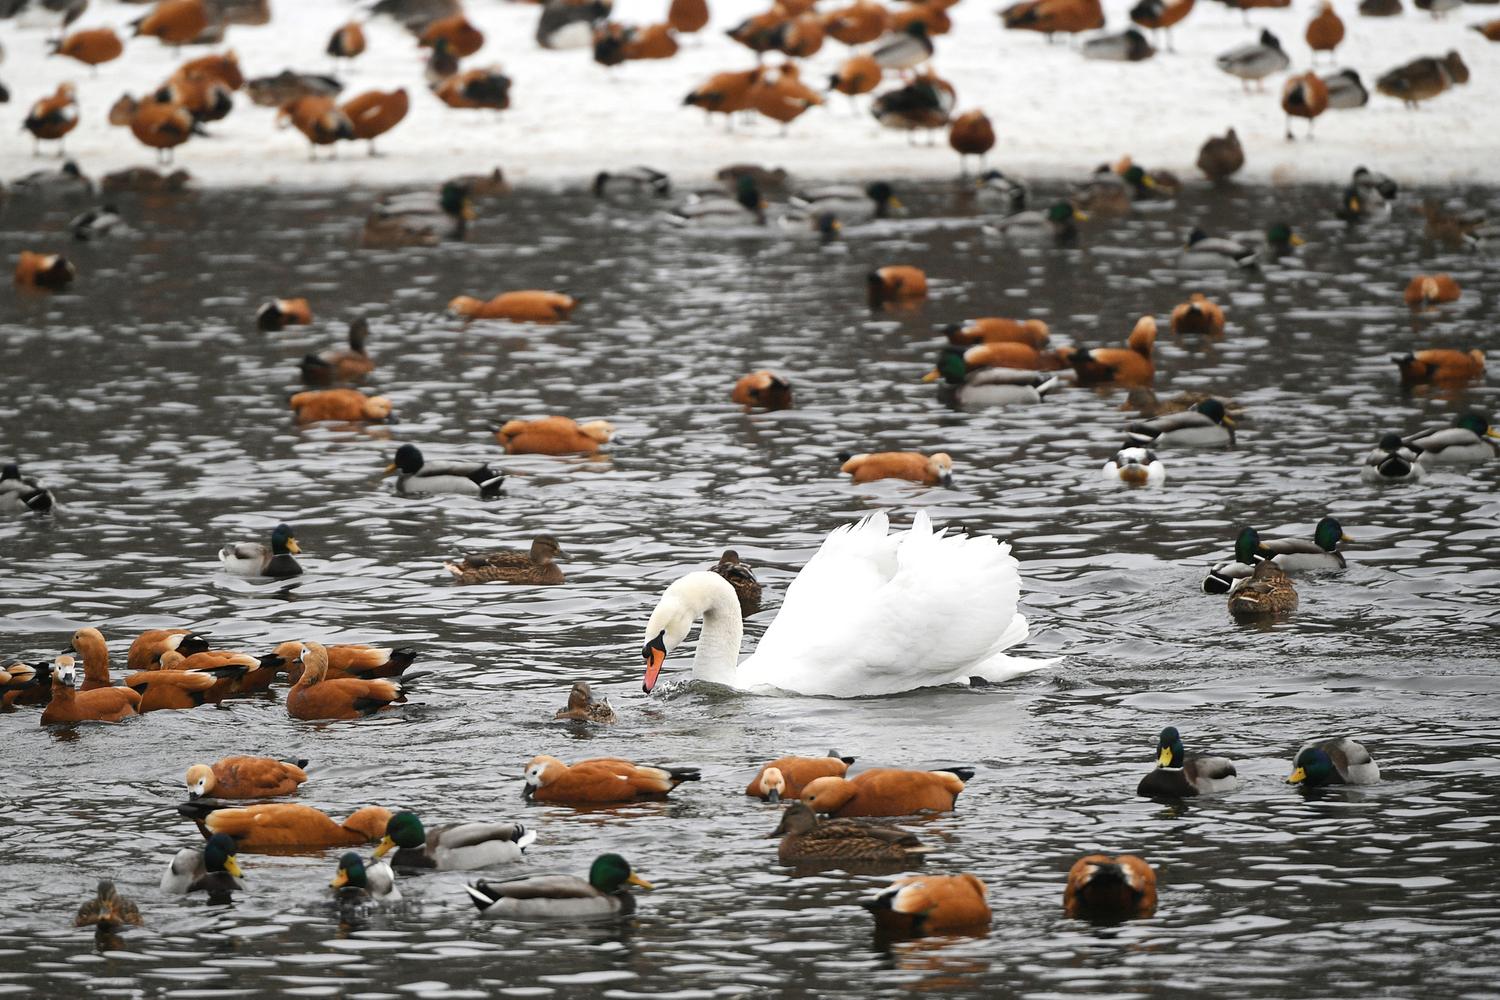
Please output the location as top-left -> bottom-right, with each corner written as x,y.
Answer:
3,179 -> 1499,999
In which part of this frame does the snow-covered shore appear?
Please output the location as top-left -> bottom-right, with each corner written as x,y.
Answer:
2,0 -> 1496,189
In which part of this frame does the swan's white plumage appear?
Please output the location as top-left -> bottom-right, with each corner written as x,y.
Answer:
645,511 -> 1053,697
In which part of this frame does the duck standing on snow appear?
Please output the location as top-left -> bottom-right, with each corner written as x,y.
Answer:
1215,30 -> 1288,91
640,511 -> 1053,697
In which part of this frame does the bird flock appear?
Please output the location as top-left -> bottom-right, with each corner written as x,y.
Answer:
4,0 -> 1498,961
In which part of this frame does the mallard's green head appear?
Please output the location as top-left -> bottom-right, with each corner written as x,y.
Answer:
331,852 -> 366,890
1048,201 -> 1082,223
387,444 -> 424,476
866,181 -> 900,213
204,834 -> 243,877
1232,526 -> 1263,566
375,811 -> 425,857
1454,412 -> 1498,438
1266,222 -> 1304,249
589,853 -> 653,893
271,523 -> 299,555
440,181 -> 476,221
1193,399 -> 1231,426
1122,165 -> 1152,192
935,345 -> 969,385
1289,747 -> 1336,786
1155,726 -> 1184,768
1313,517 -> 1348,552
735,175 -> 763,212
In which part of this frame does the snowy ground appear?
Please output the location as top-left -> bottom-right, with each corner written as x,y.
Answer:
2,0 -> 1496,189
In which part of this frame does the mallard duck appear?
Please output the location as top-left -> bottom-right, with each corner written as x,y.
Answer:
362,181 -> 474,248
801,767 -> 971,818
668,175 -> 765,227
975,169 -> 1029,214
1129,0 -> 1193,51
986,201 -> 1085,244
1196,128 -> 1243,181
710,550 -> 762,618
373,811 -> 535,871
1404,412 -> 1500,465
592,166 -> 670,197
1288,736 -> 1380,786
948,111 -> 995,173
300,318 -> 374,384
444,535 -> 565,585
1215,30 -> 1288,91
465,854 -> 652,920
385,444 -> 504,497
746,754 -> 853,801
1170,294 -> 1224,335
1404,273 -> 1461,309
773,802 -> 931,864
1336,166 -> 1397,221
1321,69 -> 1368,108
247,70 -> 343,108
731,370 -> 793,410
286,641 -> 403,721
1377,51 -> 1468,107
11,161 -> 93,200
1082,27 -> 1155,61
839,451 -> 952,487
162,833 -> 244,901
863,873 -> 991,935
866,265 -> 927,307
538,0 -> 612,49
1282,72 -> 1329,139
871,78 -> 951,140
788,181 -> 900,224
191,802 -> 391,851
23,83 -> 78,155
554,681 -> 618,723
1417,199 -> 1489,245
101,167 -> 192,194
219,523 -> 302,578
1137,726 -> 1238,797
1102,446 -> 1164,486
69,204 -> 126,241
926,347 -> 1060,409
1247,517 -> 1351,572
75,881 -> 143,933
522,755 -> 700,803
1264,222 -> 1305,254
184,756 -> 308,800
871,20 -> 933,69
1,463 -> 55,514
1063,855 -> 1157,921
1361,433 -> 1425,483
1178,227 -> 1257,268
1126,399 -> 1234,446
13,252 -> 75,291
1065,316 -> 1156,387
40,656 -> 141,724
1001,0 -> 1105,38
496,417 -> 613,455
1227,560 -> 1297,619
332,851 -> 400,903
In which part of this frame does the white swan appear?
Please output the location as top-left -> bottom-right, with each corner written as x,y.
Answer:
641,511 -> 1054,697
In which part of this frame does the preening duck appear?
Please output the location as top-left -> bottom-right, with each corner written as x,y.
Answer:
863,874 -> 992,935
192,803 -> 391,851
641,511 -> 1051,697
801,767 -> 971,818
374,811 -> 535,870
710,550 -> 763,618
1136,727 -> 1238,797
1288,737 -> 1380,786
465,854 -> 652,920
554,681 -> 618,723
219,523 -> 302,578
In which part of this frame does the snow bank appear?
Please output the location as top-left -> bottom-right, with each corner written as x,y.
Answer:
2,0 -> 1496,189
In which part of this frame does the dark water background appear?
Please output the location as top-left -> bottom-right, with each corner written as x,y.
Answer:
2,177 -> 1499,998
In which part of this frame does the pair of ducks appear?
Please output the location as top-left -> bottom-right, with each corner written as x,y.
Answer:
1363,412 -> 1500,484
1138,728 -> 1380,797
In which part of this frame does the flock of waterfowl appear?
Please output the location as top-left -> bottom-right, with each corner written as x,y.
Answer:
3,0 -> 1496,962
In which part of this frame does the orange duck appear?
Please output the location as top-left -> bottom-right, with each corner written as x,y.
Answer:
1063,853 -> 1158,920
173,52 -> 245,91
328,21 -> 367,64
340,89 -> 410,154
256,296 -> 313,331
185,756 -> 309,799
52,28 -> 124,70
595,22 -> 680,65
289,388 -> 394,423
800,767 -> 970,817
1282,72 -> 1328,140
496,416 -> 616,455
24,84 -> 79,155
732,370 -> 793,409
522,755 -> 701,803
746,754 -> 853,801
67,627 -> 119,691
434,68 -> 513,110
927,341 -> 1045,378
684,68 -> 764,126
156,72 -> 234,123
1001,0 -> 1104,39
750,63 -> 823,129
2,662 -> 50,711
943,317 -> 1050,349
421,14 -> 486,57
1404,274 -> 1461,308
199,803 -> 391,850
272,641 -> 417,685
159,649 -> 282,694
829,53 -> 881,98
1129,0 -> 1193,50
824,0 -> 889,44
949,110 -> 995,173
133,0 -> 210,47
864,874 -> 992,935
109,95 -> 201,164
127,629 -> 210,670
448,290 -> 577,321
892,5 -> 952,36
124,663 -> 247,712
286,641 -> 404,721
867,265 -> 928,307
1392,348 -> 1484,386
1065,315 -> 1156,386
774,13 -> 825,56
727,7 -> 789,58
1170,294 -> 1224,335
40,657 -> 141,725
15,252 -> 76,291
840,451 -> 953,486
278,96 -> 355,157
669,0 -> 710,34
1305,2 -> 1343,62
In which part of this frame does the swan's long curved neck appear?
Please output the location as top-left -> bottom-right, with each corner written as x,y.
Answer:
691,587 -> 745,687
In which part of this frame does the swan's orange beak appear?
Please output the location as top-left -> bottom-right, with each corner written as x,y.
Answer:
642,631 -> 667,693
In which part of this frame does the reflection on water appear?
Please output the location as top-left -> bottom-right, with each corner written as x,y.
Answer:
2,178 -> 1498,998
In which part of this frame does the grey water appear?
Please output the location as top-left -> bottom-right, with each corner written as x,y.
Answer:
2,177 -> 1499,998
